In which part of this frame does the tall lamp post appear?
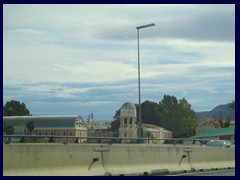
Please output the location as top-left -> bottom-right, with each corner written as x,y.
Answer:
136,23 -> 155,139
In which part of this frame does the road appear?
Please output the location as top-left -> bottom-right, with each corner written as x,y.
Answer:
168,169 -> 235,176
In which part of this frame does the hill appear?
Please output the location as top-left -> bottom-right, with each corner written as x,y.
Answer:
195,103 -> 235,121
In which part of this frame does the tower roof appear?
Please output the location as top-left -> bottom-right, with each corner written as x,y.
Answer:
121,102 -> 136,110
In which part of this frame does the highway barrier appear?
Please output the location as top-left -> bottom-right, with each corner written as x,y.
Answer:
3,143 -> 235,176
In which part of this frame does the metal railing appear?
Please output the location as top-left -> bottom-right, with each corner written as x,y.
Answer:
3,134 -> 218,145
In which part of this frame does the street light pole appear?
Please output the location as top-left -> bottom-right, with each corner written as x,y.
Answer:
136,23 -> 155,139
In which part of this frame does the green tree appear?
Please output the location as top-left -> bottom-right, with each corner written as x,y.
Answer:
26,120 -> 35,135
3,100 -> 31,116
111,118 -> 120,132
141,101 -> 159,125
26,121 -> 35,143
5,125 -> 15,143
145,131 -> 152,144
156,95 -> 197,138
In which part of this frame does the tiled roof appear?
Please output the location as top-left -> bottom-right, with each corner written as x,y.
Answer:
3,116 -> 79,128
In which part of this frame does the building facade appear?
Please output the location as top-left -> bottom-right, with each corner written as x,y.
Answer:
118,102 -> 172,143
119,102 -> 138,138
3,115 -> 87,143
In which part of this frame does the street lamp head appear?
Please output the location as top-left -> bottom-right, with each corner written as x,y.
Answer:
136,23 -> 156,30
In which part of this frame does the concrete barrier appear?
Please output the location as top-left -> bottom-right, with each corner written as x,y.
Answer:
3,143 -> 235,176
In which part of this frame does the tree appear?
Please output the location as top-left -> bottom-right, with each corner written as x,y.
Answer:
145,131 -> 152,144
26,120 -> 35,135
156,95 -> 198,138
3,100 -> 31,116
111,118 -> 120,133
216,112 -> 230,128
26,121 -> 35,143
141,101 -> 159,125
5,125 -> 15,143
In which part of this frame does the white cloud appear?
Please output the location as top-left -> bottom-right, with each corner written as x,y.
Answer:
3,4 -> 235,119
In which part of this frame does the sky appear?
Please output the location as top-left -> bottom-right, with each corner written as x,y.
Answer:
3,4 -> 235,120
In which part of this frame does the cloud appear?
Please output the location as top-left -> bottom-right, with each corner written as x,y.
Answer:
3,4 -> 235,119
95,4 -> 234,42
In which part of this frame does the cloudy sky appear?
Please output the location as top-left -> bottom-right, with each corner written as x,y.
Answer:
3,4 -> 235,120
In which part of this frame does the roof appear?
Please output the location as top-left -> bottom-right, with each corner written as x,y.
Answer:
3,116 -> 82,128
142,123 -> 163,129
121,102 -> 136,110
192,127 -> 235,138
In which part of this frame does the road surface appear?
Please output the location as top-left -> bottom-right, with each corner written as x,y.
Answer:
168,169 -> 235,176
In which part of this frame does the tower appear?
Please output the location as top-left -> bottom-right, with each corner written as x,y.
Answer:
119,102 -> 137,138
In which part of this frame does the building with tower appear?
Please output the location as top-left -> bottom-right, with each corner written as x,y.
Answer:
118,102 -> 172,142
119,102 -> 138,138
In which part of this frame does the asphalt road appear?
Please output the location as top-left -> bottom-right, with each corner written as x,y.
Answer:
168,169 -> 235,176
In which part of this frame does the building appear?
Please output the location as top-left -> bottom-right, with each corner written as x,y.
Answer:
118,102 -> 172,143
3,115 -> 87,143
119,102 -> 138,138
86,113 -> 112,135
192,127 -> 235,141
87,120 -> 113,137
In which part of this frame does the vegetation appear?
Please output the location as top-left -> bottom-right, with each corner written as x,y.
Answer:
141,101 -> 159,125
112,95 -> 197,138
145,131 -> 152,138
111,118 -> 120,133
26,120 -> 35,135
5,125 -> 15,143
215,112 -> 230,128
3,100 -> 31,116
5,125 -> 15,135
155,95 -> 197,138
145,131 -> 152,143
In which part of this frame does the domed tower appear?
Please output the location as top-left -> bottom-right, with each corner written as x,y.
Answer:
119,102 -> 137,138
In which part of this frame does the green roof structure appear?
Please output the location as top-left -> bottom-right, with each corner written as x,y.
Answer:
192,127 -> 235,138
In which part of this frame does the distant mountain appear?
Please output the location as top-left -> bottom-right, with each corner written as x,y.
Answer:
195,103 -> 235,121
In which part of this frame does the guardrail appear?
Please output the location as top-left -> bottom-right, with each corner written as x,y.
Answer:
3,134 -> 218,145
